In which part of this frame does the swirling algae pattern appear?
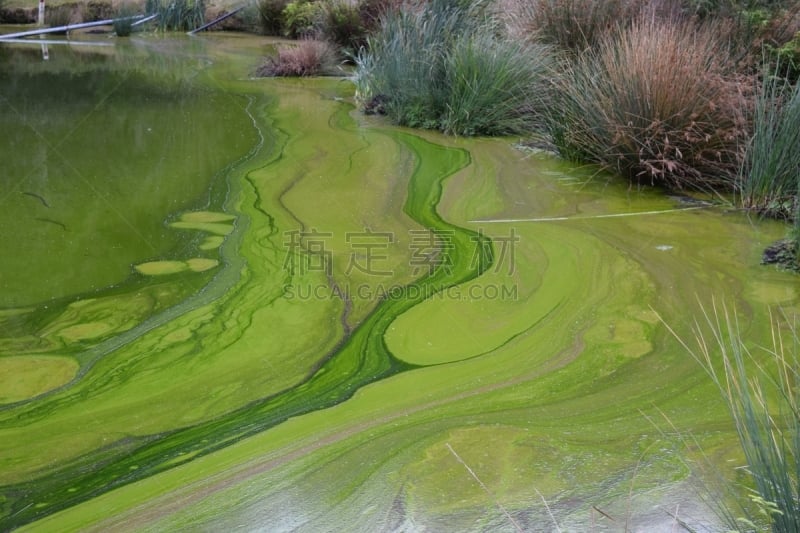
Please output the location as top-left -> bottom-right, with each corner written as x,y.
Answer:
1,37 -> 798,531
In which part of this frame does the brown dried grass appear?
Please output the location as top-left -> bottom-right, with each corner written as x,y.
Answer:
496,0 -> 645,52
257,39 -> 339,77
547,15 -> 752,190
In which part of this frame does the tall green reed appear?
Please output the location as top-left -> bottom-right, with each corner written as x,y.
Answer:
353,0 -> 553,136
739,63 -> 800,220
668,303 -> 800,531
146,0 -> 206,31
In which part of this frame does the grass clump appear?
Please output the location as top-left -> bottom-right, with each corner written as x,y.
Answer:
357,0 -> 402,32
146,0 -> 205,31
671,303 -> 800,532
498,0 -> 643,52
353,0 -> 554,136
45,4 -> 75,31
546,16 -> 749,190
739,63 -> 800,220
256,39 -> 338,76
112,3 -> 138,36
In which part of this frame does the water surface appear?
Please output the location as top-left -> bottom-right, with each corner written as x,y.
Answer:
0,33 -> 797,531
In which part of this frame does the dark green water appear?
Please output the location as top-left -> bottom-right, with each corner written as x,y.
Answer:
0,39 -> 256,308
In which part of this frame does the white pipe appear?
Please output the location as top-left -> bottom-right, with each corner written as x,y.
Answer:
0,14 -> 149,40
188,5 -> 246,35
0,37 -> 114,46
132,13 -> 158,27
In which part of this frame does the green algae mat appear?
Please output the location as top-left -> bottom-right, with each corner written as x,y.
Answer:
1,34 -> 799,531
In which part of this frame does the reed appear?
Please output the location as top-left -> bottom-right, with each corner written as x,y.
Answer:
353,0 -> 553,136
146,0 -> 205,31
670,303 -> 800,531
739,63 -> 800,220
496,0 -> 644,52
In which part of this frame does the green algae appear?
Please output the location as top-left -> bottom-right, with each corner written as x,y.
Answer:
177,211 -> 236,223
1,35 -> 799,533
0,64 -> 491,527
134,260 -> 189,276
0,356 -> 78,404
134,258 -> 220,275
186,258 -> 220,272
199,235 -> 225,250
169,221 -> 234,235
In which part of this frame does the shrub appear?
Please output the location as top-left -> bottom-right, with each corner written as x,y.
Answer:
282,0 -> 322,38
546,16 -> 749,190
231,4 -> 263,33
257,0 -> 289,34
256,39 -> 338,76
761,4 -> 800,80
319,0 -> 366,53
714,1 -> 800,77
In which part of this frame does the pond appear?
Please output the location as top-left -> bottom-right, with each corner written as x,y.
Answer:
0,33 -> 798,531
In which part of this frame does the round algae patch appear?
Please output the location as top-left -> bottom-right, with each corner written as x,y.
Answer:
199,236 -> 225,250
135,261 -> 188,276
0,356 -> 78,403
58,321 -> 114,342
170,221 -> 233,235
186,258 -> 219,272
179,211 -> 236,223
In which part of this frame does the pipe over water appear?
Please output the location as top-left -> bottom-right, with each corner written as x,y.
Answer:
0,14 -> 157,40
